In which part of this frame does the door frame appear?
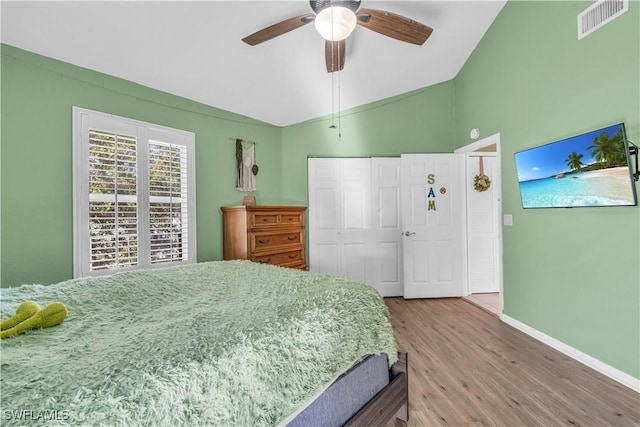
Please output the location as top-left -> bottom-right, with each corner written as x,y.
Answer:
454,133 -> 504,315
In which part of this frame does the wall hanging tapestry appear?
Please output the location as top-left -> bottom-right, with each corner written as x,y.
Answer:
235,138 -> 258,192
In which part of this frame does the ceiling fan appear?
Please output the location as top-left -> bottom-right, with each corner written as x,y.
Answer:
242,0 -> 433,73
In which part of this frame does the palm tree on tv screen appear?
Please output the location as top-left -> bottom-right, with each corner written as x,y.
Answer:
565,151 -> 584,172
587,131 -> 618,166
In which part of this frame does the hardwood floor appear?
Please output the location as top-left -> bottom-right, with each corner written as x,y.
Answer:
384,297 -> 640,427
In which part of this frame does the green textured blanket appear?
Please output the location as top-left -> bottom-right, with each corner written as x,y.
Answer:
0,261 -> 397,426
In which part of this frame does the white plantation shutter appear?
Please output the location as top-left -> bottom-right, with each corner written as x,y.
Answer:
74,108 -> 196,278
88,130 -> 139,270
148,140 -> 189,264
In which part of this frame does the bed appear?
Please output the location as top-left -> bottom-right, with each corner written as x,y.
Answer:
0,260 -> 407,426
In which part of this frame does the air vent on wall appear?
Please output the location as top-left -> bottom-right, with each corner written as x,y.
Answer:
578,0 -> 628,40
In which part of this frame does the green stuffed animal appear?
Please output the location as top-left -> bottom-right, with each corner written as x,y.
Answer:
0,300 -> 41,330
1,301 -> 67,339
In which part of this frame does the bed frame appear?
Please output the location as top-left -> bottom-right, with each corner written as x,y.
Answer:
345,352 -> 409,426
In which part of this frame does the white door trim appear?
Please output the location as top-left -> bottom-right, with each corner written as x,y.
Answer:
455,133 -> 503,314
454,133 -> 501,154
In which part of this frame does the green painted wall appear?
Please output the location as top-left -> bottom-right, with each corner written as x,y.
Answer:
454,1 -> 640,378
1,47 -> 456,285
1,44 -> 283,287
280,81 -> 456,202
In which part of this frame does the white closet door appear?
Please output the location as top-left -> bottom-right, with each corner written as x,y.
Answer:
308,158 -> 370,279
466,155 -> 500,293
308,157 -> 402,296
340,159 -> 371,282
370,158 -> 403,296
308,158 -> 342,275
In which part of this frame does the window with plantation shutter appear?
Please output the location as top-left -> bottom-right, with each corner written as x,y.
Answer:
73,108 -> 196,278
148,140 -> 190,264
88,130 -> 139,270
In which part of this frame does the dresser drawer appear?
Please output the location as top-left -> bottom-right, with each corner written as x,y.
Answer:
250,230 -> 303,251
248,210 -> 304,229
252,248 -> 304,267
250,212 -> 280,227
278,212 -> 303,227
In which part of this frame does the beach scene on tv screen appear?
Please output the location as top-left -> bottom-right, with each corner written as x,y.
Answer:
515,123 -> 636,208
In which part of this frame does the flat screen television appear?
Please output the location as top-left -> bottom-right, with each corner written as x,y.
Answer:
514,123 -> 638,208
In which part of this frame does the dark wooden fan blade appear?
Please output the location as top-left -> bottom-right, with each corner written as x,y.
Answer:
357,8 -> 433,45
325,39 -> 346,73
242,13 -> 315,46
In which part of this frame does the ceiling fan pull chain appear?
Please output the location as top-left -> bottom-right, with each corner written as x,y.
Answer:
330,68 -> 336,128
338,65 -> 342,141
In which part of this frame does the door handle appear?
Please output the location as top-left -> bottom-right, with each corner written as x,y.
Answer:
404,231 -> 416,237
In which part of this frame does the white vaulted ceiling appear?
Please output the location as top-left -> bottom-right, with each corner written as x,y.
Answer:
1,1 -> 506,126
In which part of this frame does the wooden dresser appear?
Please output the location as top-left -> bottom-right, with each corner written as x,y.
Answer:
221,205 -> 307,270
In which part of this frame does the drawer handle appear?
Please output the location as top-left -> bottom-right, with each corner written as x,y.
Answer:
259,258 -> 272,263
288,254 -> 298,259
258,238 -> 271,244
287,217 -> 294,221
287,236 -> 297,241
262,218 -> 269,222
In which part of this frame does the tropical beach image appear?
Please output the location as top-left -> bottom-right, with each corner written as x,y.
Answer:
515,123 -> 637,208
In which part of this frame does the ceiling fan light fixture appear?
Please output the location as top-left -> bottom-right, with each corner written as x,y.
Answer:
314,6 -> 357,41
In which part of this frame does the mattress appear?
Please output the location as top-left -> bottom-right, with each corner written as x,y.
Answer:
286,353 -> 390,427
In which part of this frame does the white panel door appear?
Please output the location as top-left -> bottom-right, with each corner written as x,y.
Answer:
401,154 -> 466,298
308,157 -> 402,296
308,158 -> 341,275
370,158 -> 403,296
308,158 -> 370,280
340,158 -> 371,282
466,155 -> 500,293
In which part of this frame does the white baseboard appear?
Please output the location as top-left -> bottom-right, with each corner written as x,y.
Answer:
501,314 -> 640,393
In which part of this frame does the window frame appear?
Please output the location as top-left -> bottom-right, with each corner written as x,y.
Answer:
73,107 -> 197,278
